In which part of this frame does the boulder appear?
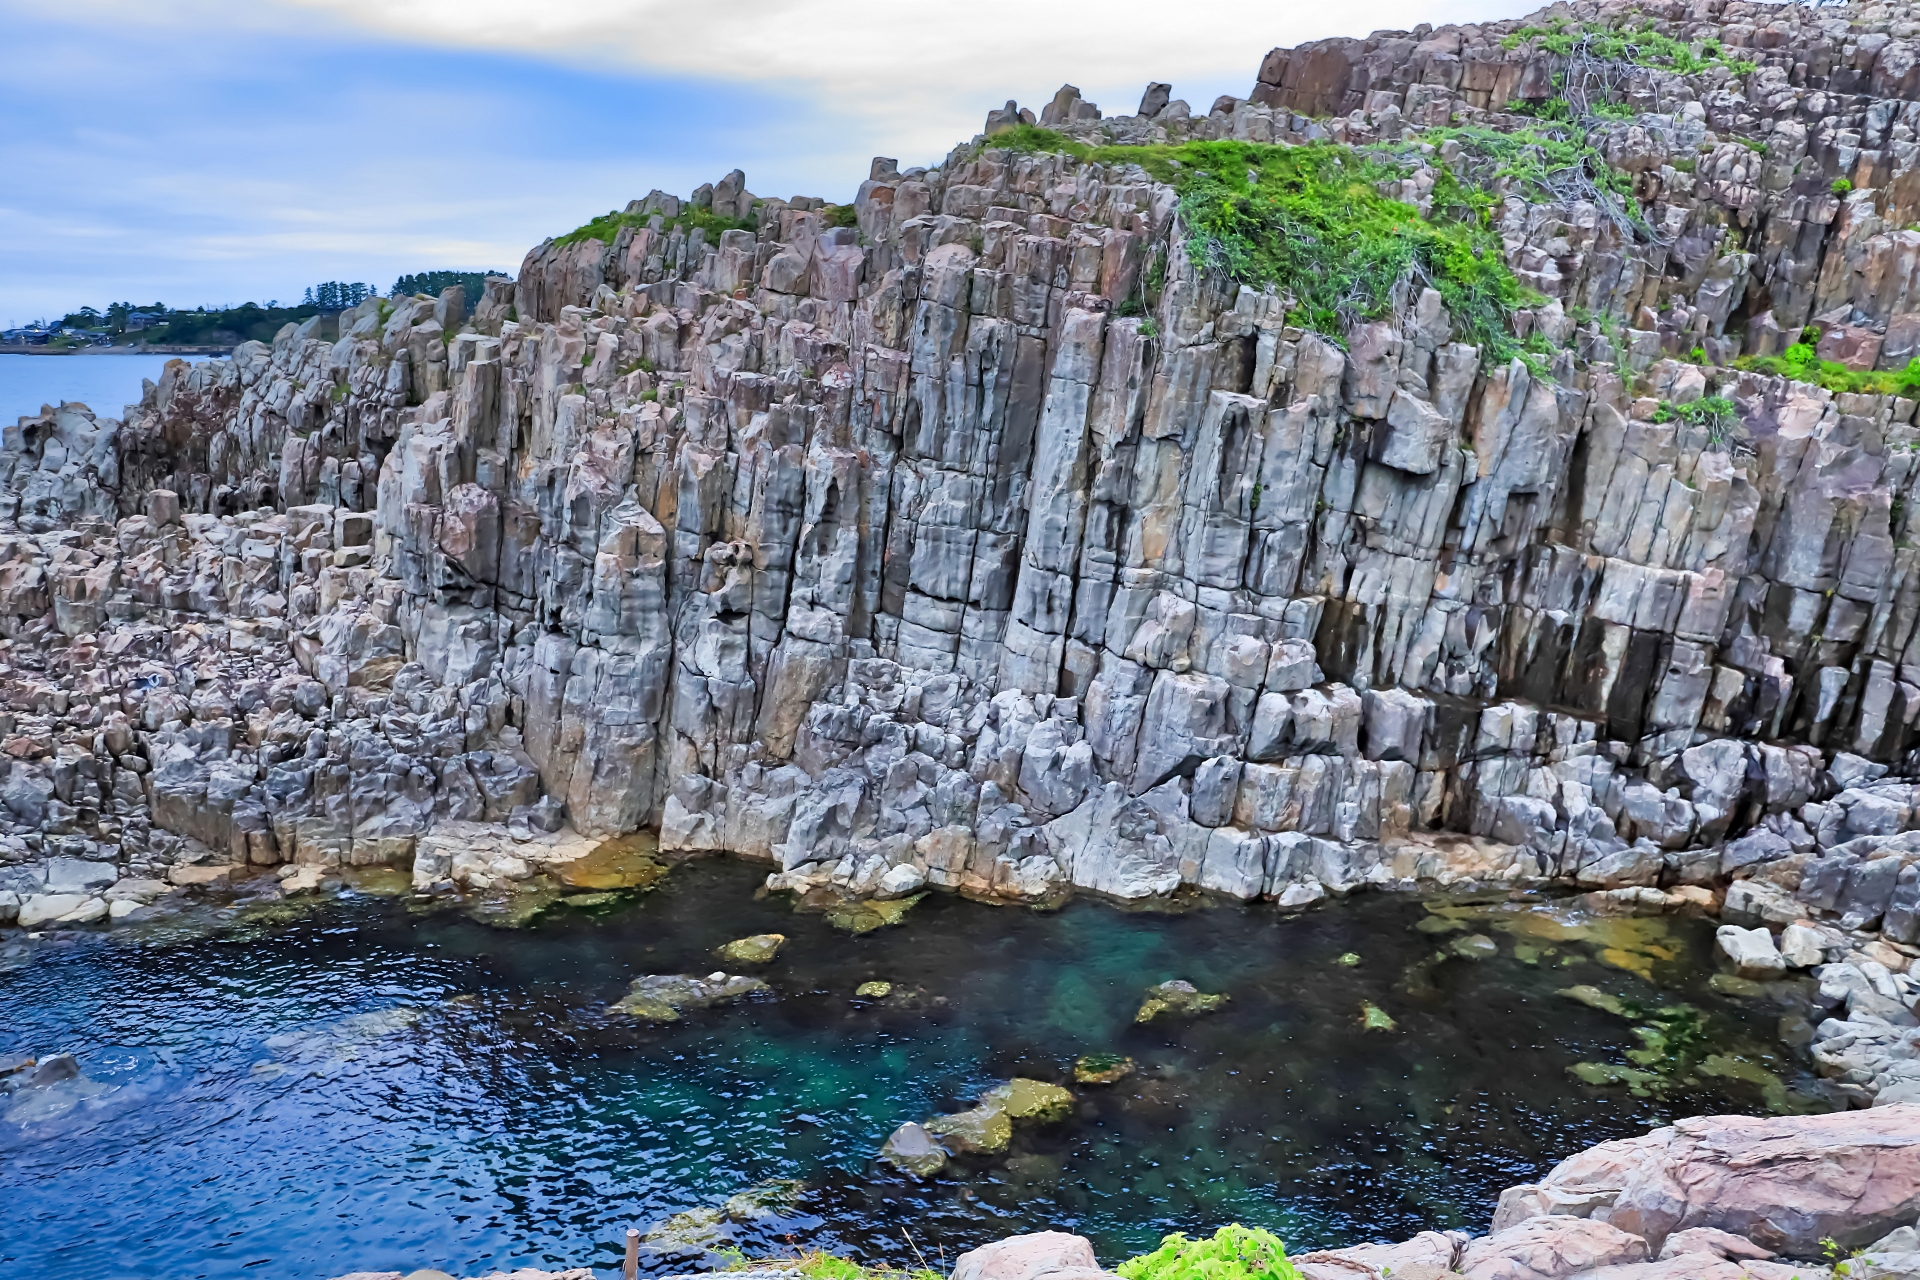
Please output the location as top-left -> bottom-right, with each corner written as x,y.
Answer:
952,1232 -> 1116,1280
1715,926 -> 1786,979
1492,1106 -> 1920,1255
879,1121 -> 947,1177
1458,1215 -> 1649,1280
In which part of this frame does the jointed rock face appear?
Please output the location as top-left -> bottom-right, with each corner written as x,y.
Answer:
9,0 -> 1920,975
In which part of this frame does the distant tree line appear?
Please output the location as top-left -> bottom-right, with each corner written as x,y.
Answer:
301,282 -> 375,311
390,270 -> 497,301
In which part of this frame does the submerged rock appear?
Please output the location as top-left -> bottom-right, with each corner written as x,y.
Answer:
879,1120 -> 948,1176
818,893 -> 925,934
1073,1054 -> 1135,1085
1135,979 -> 1229,1022
910,1077 -> 1075,1161
984,1078 -> 1075,1122
1449,933 -> 1498,960
1359,1001 -> 1397,1032
854,981 -> 893,998
926,1102 -> 1014,1154
715,934 -> 786,965
611,972 -> 768,1021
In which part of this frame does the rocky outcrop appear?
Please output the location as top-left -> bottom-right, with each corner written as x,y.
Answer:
1491,1105 -> 1920,1254
16,0 -> 1920,1018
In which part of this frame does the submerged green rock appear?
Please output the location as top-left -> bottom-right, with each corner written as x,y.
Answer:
879,1121 -> 947,1176
924,1102 -> 1012,1154
715,933 -> 786,965
1449,933 -> 1498,960
611,973 -> 769,1021
821,893 -> 925,934
1135,979 -> 1229,1022
984,1078 -> 1075,1122
1359,1001 -> 1398,1032
1074,1053 -> 1135,1085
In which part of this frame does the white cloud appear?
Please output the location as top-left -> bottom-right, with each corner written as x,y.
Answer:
277,0 -> 1521,157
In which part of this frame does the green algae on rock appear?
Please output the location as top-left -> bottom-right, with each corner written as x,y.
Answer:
611,972 -> 769,1021
924,1102 -> 1013,1154
853,980 -> 893,998
815,893 -> 926,934
554,832 -> 669,891
716,933 -> 787,965
1073,1053 -> 1135,1085
1135,979 -> 1229,1022
983,1078 -> 1075,1122
1359,1001 -> 1398,1032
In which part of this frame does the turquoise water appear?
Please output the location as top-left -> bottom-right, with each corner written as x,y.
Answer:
0,860 -> 1807,1280
0,352 -> 210,425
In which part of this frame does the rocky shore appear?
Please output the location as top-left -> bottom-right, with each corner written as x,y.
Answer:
330,1106 -> 1920,1280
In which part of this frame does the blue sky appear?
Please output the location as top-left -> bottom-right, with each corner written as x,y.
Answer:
0,0 -> 1518,328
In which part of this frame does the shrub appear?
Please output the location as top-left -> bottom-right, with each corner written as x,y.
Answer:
1120,1225 -> 1301,1280
1832,177 -> 1854,196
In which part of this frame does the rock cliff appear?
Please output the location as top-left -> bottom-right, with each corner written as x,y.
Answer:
10,0 -> 1920,981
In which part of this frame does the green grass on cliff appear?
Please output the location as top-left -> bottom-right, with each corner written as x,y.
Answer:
1734,342 -> 1920,398
988,125 -> 1529,362
554,205 -> 758,249
1501,18 -> 1758,75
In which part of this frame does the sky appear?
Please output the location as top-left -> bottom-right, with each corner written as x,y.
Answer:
0,0 -> 1522,328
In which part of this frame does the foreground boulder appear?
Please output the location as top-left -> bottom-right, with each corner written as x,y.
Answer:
1493,1105 -> 1920,1255
951,1232 -> 1120,1280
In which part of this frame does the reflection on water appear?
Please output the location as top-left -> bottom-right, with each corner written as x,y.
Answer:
0,860 -> 1812,1280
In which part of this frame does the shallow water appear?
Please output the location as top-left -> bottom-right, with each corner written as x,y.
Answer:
0,352 -> 210,426
0,861 -> 1812,1280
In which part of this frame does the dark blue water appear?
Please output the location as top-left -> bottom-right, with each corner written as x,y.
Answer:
0,352 -> 209,426
0,860 -> 1807,1280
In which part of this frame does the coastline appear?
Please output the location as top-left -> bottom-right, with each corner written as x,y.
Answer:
0,343 -> 231,356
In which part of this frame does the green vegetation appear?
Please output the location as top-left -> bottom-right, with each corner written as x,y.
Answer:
1649,395 -> 1741,435
989,126 -> 1531,362
1425,123 -> 1636,207
1503,18 -> 1757,75
299,281 -> 377,311
1832,177 -> 1854,196
1735,342 -> 1920,396
1120,1226 -> 1301,1280
391,269 -> 500,300
822,202 -> 860,229
555,204 -> 758,248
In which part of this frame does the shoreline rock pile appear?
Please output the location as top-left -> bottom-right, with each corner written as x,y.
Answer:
330,1106 -> 1920,1280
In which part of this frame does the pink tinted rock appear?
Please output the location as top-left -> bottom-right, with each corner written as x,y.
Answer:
1498,1105 -> 1920,1256
1294,1228 -> 1466,1280
952,1233 -> 1106,1280
1459,1215 -> 1649,1280
1658,1227 -> 1774,1260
